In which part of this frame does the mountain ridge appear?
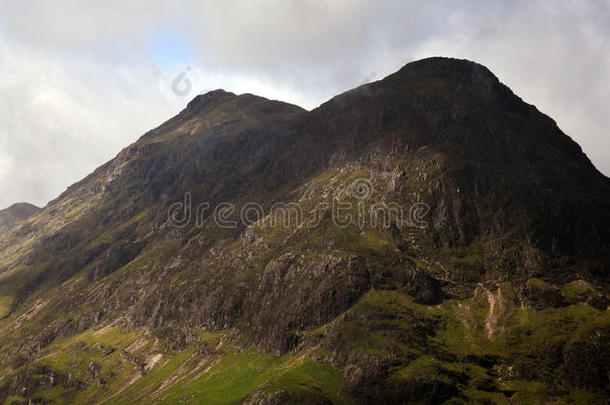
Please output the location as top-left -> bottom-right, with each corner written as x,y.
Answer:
0,57 -> 608,404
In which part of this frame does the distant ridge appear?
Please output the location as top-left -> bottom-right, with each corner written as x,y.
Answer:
0,202 -> 39,233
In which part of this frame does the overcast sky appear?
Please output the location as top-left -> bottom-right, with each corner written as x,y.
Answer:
0,0 -> 609,209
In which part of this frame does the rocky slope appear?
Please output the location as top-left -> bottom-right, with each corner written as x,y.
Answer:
0,57 -> 608,404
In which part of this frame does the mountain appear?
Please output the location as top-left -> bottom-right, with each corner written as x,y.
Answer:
0,57 -> 608,404
0,203 -> 39,234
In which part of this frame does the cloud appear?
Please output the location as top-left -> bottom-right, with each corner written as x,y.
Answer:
0,0 -> 608,208
0,34 -> 178,208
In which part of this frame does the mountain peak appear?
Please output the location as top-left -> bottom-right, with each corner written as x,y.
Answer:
1,57 -> 609,404
0,202 -> 40,233
184,89 -> 237,113
394,56 -> 499,83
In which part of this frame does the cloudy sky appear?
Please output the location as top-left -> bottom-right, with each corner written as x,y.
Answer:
0,0 -> 609,209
